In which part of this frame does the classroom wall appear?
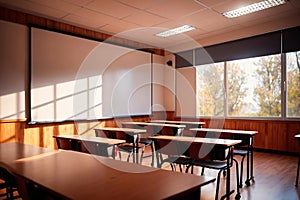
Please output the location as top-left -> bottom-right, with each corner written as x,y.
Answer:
0,7 -> 299,154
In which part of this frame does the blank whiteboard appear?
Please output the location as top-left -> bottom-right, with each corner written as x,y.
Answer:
30,27 -> 152,123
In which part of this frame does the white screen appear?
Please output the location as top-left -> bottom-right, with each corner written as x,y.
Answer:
30,27 -> 152,123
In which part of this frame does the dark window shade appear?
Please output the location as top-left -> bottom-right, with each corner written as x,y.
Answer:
195,31 -> 281,65
282,26 -> 300,53
175,50 -> 193,68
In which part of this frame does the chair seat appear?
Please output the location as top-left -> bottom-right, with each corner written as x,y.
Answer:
191,159 -> 228,170
234,149 -> 248,156
163,156 -> 192,165
139,138 -> 153,145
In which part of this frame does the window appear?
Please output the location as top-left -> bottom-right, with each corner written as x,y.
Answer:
195,53 -> 296,119
196,62 -> 224,116
286,51 -> 300,118
227,54 -> 281,118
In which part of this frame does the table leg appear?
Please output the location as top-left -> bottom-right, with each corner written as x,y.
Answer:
133,135 -> 138,164
296,153 -> 300,187
245,136 -> 254,186
220,146 -> 235,200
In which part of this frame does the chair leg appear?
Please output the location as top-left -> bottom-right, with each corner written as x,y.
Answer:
119,151 -> 122,161
140,147 -> 145,164
239,155 -> 246,188
296,153 -> 300,187
233,159 -> 241,199
150,143 -> 155,167
201,167 -> 205,175
215,170 -> 222,200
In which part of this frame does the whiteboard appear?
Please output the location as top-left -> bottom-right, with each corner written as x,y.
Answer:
30,27 -> 152,123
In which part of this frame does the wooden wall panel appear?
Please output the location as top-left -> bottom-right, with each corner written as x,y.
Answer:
1,113 -> 299,153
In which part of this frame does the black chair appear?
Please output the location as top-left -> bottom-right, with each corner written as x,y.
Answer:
0,167 -> 20,200
185,143 -> 241,200
197,131 -> 250,188
152,138 -> 192,172
55,137 -> 81,151
95,129 -> 145,163
80,140 -> 114,158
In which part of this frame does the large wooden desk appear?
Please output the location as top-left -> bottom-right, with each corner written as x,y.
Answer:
0,142 -> 216,200
190,128 -> 257,186
121,121 -> 186,136
53,135 -> 125,158
94,127 -> 147,163
149,135 -> 241,200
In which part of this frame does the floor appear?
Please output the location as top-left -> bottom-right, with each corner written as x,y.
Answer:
138,148 -> 300,200
1,148 -> 300,200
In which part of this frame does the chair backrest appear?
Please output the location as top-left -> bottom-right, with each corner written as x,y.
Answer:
80,141 -> 110,157
186,142 -> 229,161
55,137 -> 81,151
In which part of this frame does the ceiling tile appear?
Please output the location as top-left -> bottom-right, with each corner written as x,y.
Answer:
212,0 -> 260,13
194,0 -> 231,8
29,0 -> 81,14
99,19 -> 141,35
179,9 -> 236,32
116,0 -> 160,10
63,7 -> 120,29
84,0 -> 139,19
146,0 -> 205,19
62,0 -> 93,6
123,10 -> 168,27
0,0 -> 67,19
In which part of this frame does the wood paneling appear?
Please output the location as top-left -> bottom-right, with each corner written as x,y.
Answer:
171,114 -> 300,153
1,112 -> 299,153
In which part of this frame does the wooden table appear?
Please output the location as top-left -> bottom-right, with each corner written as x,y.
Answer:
121,121 -> 186,136
0,142 -> 216,200
295,134 -> 300,187
94,127 -> 146,163
151,120 -> 205,128
53,135 -> 125,158
150,135 -> 241,200
190,128 -> 257,186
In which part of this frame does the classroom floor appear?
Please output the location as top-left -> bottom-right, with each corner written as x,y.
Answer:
139,148 -> 300,200
1,148 -> 300,200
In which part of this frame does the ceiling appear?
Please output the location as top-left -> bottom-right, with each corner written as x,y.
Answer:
1,0 -> 300,52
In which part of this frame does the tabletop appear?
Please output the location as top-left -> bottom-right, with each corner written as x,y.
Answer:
53,135 -> 125,145
94,127 -> 147,134
151,120 -> 205,126
190,128 -> 258,135
0,142 -> 216,200
149,135 -> 242,146
122,121 -> 186,128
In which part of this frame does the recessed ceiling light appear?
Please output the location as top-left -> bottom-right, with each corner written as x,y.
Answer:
222,0 -> 286,18
155,25 -> 196,38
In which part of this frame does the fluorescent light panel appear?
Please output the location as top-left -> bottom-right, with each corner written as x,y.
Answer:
155,25 -> 195,37
223,0 -> 286,18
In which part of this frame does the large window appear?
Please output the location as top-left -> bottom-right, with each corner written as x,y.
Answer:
195,52 -> 300,119
286,51 -> 300,118
196,62 -> 224,116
